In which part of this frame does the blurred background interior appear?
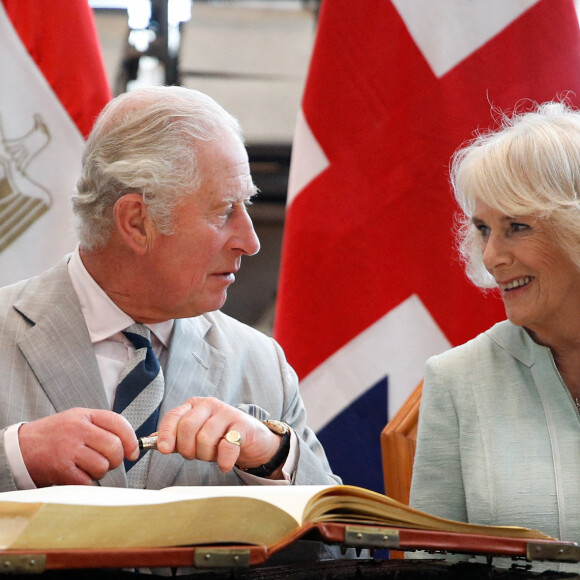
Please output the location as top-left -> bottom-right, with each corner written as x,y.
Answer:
90,0 -> 321,334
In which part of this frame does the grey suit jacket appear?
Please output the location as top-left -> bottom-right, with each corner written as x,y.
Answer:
410,320 -> 580,548
0,257 -> 340,491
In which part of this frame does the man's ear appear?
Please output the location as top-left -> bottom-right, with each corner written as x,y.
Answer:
113,193 -> 156,255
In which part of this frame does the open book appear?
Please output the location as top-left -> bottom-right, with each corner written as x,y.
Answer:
0,484 -> 553,551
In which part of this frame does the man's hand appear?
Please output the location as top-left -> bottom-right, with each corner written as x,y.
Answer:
18,409 -> 139,487
155,397 -> 283,476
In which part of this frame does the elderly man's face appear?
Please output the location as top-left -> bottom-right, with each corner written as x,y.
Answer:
144,133 -> 260,321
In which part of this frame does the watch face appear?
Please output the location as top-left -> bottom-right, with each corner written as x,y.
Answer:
264,420 -> 289,435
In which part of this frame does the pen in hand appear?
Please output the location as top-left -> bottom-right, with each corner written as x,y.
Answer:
138,432 -> 159,451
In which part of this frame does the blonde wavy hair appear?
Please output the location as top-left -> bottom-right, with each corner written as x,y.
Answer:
451,100 -> 580,288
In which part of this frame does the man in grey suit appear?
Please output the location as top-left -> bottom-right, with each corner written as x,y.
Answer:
0,85 -> 339,493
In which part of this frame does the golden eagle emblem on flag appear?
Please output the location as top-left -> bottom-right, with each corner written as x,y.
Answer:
0,113 -> 52,253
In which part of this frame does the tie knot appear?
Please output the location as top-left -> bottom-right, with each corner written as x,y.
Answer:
123,323 -> 152,350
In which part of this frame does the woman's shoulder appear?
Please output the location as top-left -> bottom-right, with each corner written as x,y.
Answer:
427,319 -> 533,371
422,320 -> 537,403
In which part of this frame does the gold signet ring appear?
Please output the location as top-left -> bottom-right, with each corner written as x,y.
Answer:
224,429 -> 242,446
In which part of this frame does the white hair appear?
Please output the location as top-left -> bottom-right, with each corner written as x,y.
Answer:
451,100 -> 580,287
72,86 -> 243,251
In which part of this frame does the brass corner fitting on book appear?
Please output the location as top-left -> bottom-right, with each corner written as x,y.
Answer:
193,548 -> 250,569
344,526 -> 400,550
526,542 -> 580,563
0,554 -> 46,574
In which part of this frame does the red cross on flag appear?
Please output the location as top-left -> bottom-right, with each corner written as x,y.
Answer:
0,1 -> 111,285
275,0 -> 580,492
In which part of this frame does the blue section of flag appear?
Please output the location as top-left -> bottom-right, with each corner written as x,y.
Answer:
317,376 -> 388,493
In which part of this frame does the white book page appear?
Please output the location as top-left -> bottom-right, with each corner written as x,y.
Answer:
0,485 -> 332,525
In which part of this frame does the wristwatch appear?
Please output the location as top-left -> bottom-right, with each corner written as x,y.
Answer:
240,420 -> 291,478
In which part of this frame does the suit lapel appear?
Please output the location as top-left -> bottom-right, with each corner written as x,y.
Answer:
164,315 -> 226,405
147,315 -> 226,487
14,259 -> 127,488
15,259 -> 108,413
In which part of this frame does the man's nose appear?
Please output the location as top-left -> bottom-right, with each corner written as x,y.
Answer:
235,207 -> 261,256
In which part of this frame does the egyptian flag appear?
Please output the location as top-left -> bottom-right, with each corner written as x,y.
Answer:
274,0 -> 580,492
0,1 -> 111,285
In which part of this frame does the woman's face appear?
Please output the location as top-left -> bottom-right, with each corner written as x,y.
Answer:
473,200 -> 580,340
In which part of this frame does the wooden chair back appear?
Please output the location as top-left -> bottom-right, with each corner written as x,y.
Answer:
380,380 -> 423,505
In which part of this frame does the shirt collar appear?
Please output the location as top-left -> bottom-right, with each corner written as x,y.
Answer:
68,244 -> 173,347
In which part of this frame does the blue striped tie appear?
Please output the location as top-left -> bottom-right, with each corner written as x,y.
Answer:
113,324 -> 164,487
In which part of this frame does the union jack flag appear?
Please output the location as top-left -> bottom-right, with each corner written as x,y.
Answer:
275,0 -> 580,492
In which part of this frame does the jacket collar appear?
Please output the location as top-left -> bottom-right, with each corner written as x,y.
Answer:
485,320 -> 552,368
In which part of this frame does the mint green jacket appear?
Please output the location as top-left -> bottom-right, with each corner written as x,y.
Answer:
410,321 -> 580,562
